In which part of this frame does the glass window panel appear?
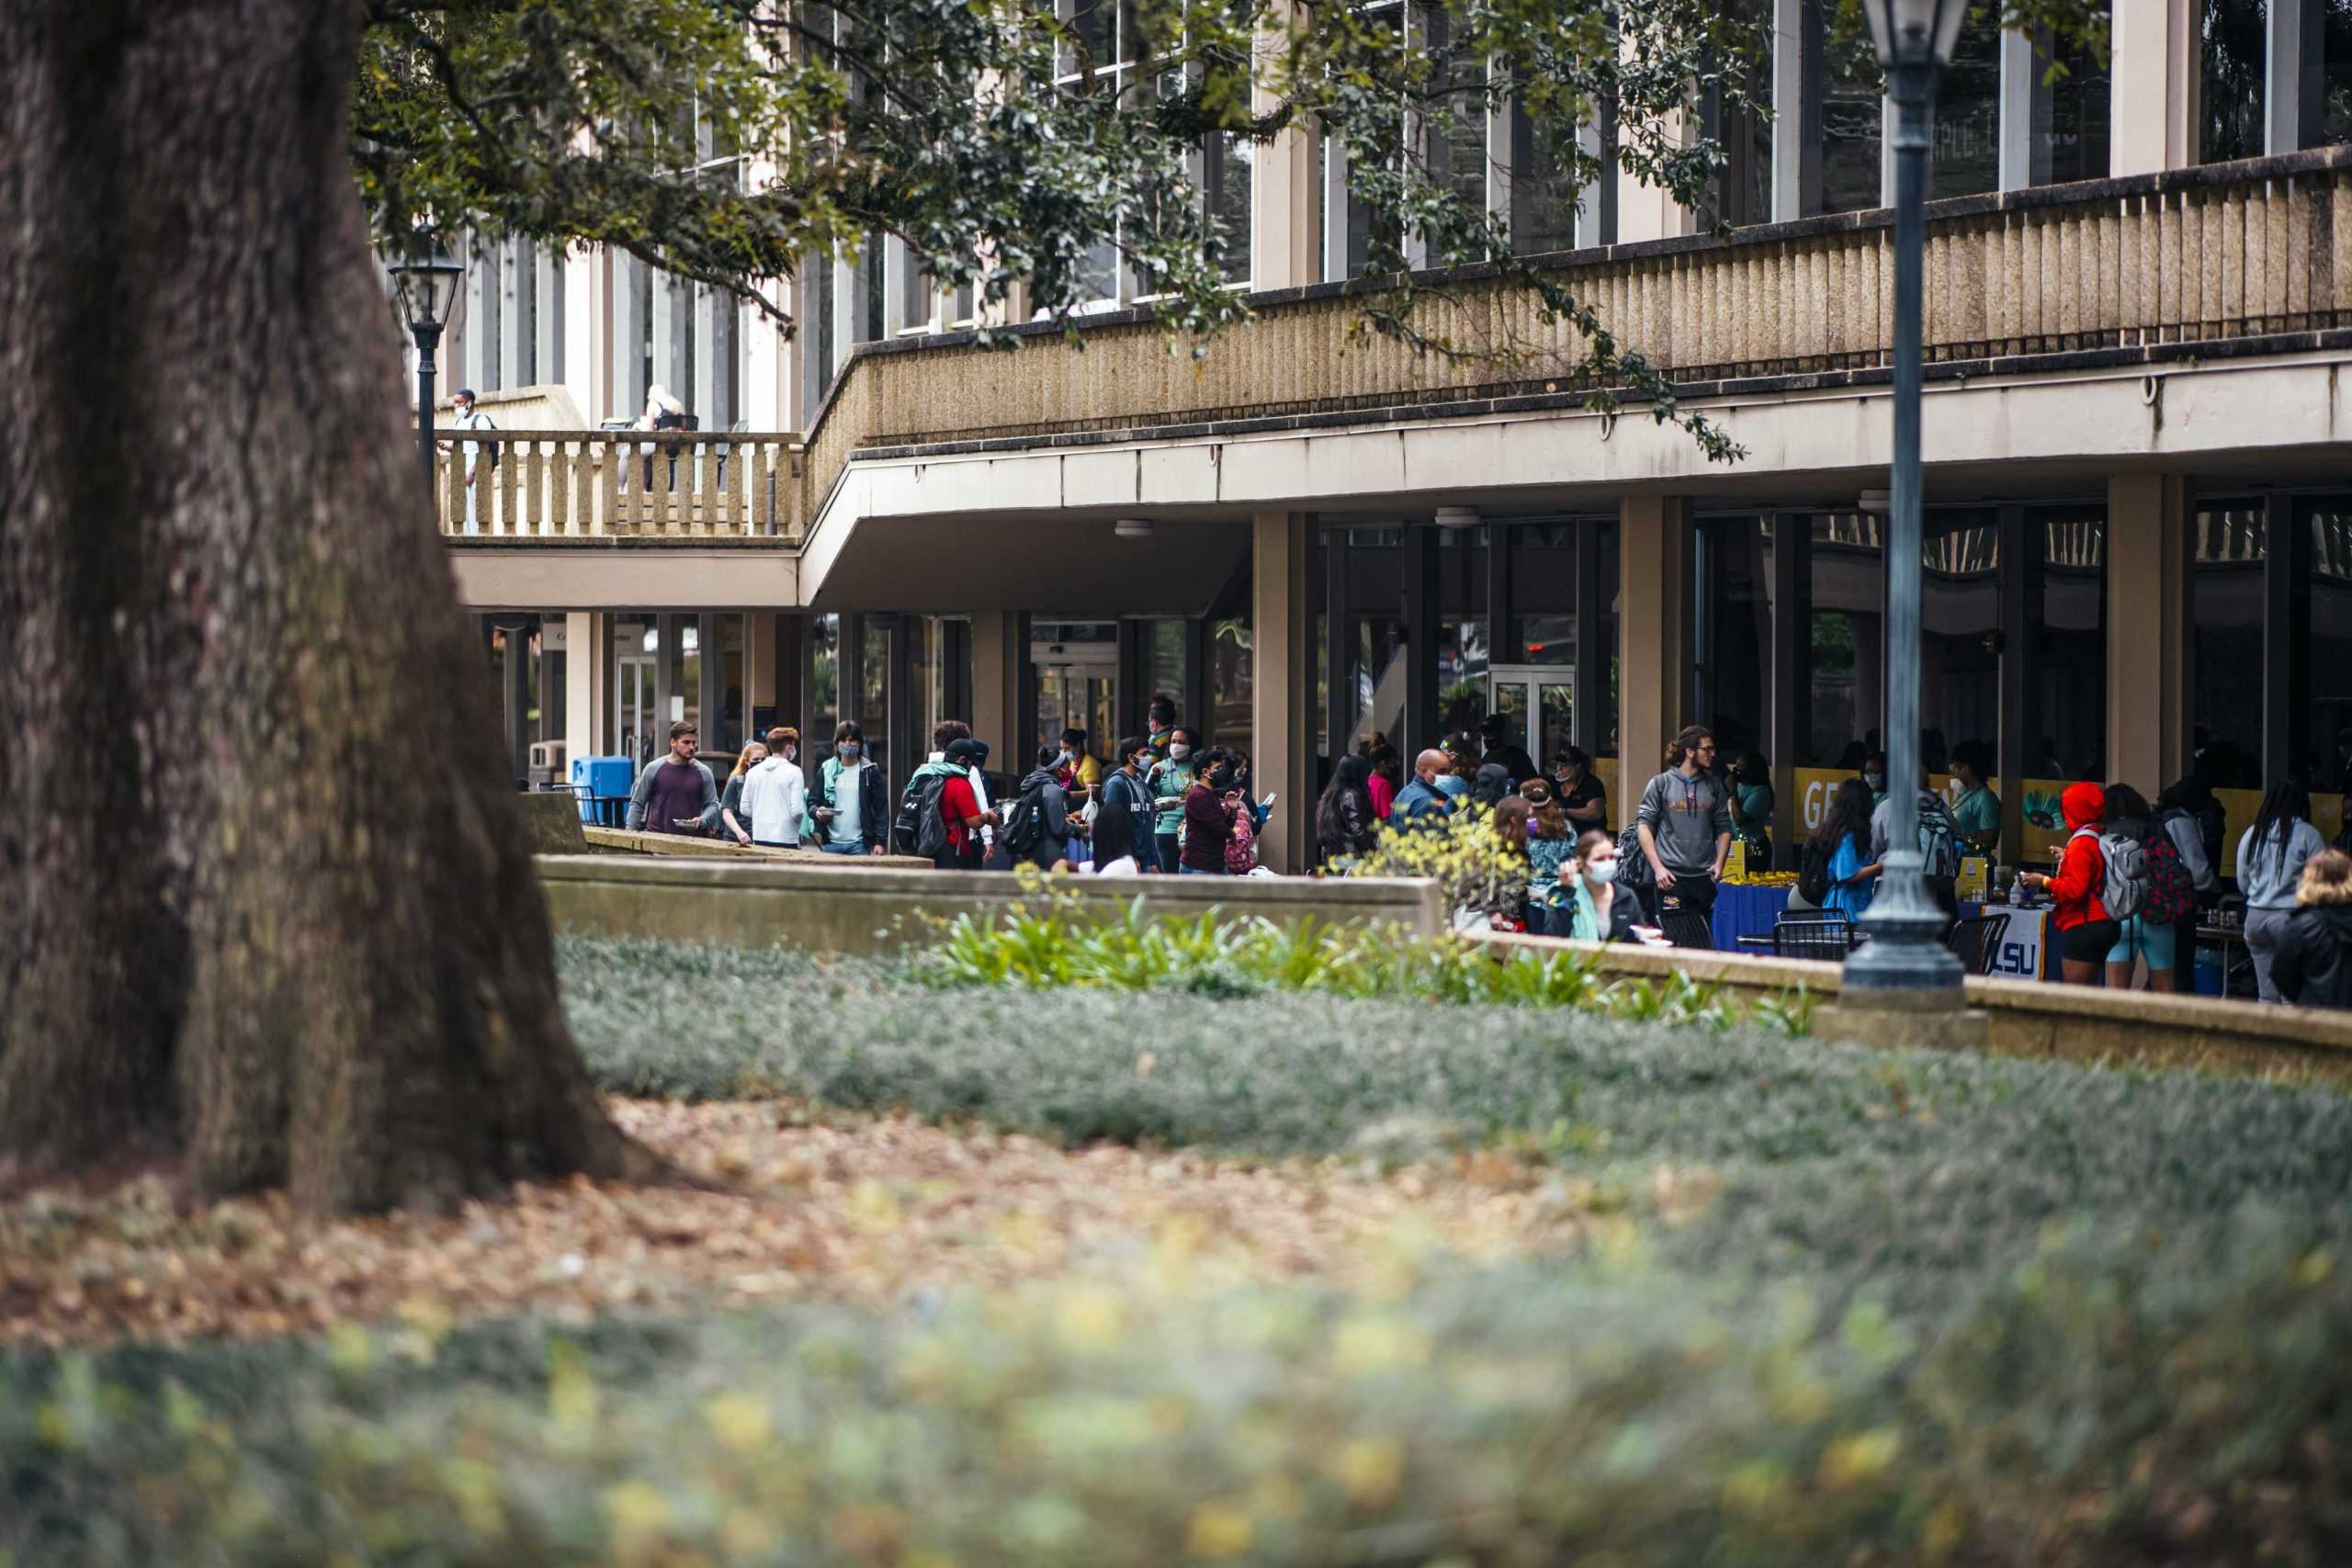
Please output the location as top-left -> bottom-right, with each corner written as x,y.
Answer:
1507,522 -> 1577,663
716,614 -> 747,753
2328,0 -> 2352,145
1815,0 -> 1884,214
1598,521 -> 1621,759
1920,513 -> 1999,776
2203,0 -> 2267,164
1213,133 -> 1253,284
861,619 -> 890,773
1697,515 -> 1774,765
2030,510 -> 2104,781
1507,99 -> 1582,254
2189,503 -> 2266,789
1435,527 -> 1488,742
809,614 -> 841,754
1931,19 -> 2001,198
1804,513 -> 1884,768
1538,682 -> 1575,771
2033,30 -> 2111,185
2308,501 -> 2352,791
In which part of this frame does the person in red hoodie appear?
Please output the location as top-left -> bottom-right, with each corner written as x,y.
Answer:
2018,781 -> 2116,986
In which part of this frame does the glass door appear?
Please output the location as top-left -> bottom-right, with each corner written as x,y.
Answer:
1031,622 -> 1119,775
616,653 -> 655,762
1488,665 -> 1574,773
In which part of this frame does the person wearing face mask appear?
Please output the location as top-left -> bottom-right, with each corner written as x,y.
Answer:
1148,726 -> 1202,874
1091,736 -> 1158,874
1390,748 -> 1455,823
808,719 -> 888,854
1180,749 -> 1239,874
1861,750 -> 1889,806
1565,829 -> 1642,942
740,727 -> 807,850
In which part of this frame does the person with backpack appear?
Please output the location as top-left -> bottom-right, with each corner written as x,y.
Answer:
2017,781 -> 2120,986
2270,849 -> 2352,1010
1869,753 -> 1965,919
1317,754 -> 1379,865
1006,744 -> 1080,870
2237,779 -> 2327,1003
1805,777 -> 1881,921
1091,737 -> 1158,874
2098,784 -> 2183,993
933,738 -> 995,869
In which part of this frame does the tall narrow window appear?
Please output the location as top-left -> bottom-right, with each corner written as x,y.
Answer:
2030,28 -> 2112,185
2202,0 -> 2267,163
1919,512 -> 2000,775
1803,512 -> 1885,766
1695,515 -> 1775,765
1930,17 -> 2001,198
2189,502 -> 2266,789
1812,0 -> 1884,213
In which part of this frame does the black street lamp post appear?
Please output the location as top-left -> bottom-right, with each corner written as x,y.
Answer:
1845,0 -> 1969,998
388,238 -> 465,501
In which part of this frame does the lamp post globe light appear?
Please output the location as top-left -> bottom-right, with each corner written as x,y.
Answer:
1844,0 -> 1967,998
388,237 -> 465,498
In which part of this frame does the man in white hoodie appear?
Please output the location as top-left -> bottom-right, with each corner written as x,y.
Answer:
739,726 -> 807,849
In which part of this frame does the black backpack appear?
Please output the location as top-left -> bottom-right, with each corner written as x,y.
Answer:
1798,839 -> 1834,907
1001,781 -> 1048,857
1610,821 -> 1653,895
898,772 -> 949,858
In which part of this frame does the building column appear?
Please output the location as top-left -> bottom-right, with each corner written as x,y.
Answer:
1769,0 -> 1815,222
1252,93 -> 1318,288
2269,0 -> 2325,155
1614,101 -> 1695,245
1619,494 -> 1693,788
1251,512 -> 1313,873
970,611 -> 1016,764
2107,475 -> 2190,796
495,615 -> 535,789
2110,0 -> 2199,175
565,611 -> 608,764
565,248 -> 604,423
498,237 -> 527,390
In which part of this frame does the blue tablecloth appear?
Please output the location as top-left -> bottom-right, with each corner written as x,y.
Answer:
1713,884 -> 1792,952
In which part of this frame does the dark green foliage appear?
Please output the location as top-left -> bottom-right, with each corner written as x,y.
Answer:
560,936 -> 2352,1319
6,1214 -> 2350,1566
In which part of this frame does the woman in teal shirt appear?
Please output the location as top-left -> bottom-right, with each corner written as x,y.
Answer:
1949,740 -> 2002,855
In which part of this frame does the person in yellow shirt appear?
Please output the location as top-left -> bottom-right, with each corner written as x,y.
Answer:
1059,727 -> 1103,792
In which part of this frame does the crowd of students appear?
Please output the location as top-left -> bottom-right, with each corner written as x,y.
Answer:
620,694 -> 1272,877
1798,756 -> 2352,1008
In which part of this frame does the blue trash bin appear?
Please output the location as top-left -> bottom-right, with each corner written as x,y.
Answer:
571,755 -> 636,825
2192,945 -> 2225,998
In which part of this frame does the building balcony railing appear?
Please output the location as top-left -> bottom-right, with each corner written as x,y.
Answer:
434,430 -> 803,541
438,149 -> 2352,547
799,148 -> 2352,492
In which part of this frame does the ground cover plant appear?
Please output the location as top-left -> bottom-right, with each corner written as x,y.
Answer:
10,931 -> 2352,1566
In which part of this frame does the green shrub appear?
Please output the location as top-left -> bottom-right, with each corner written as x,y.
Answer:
7,1216 -> 2351,1566
909,889 -> 1804,1029
559,937 -> 2352,1321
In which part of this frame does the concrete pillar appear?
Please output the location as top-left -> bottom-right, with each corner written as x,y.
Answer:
497,617 -> 534,789
2107,474 -> 2189,794
1997,28 -> 2036,191
1251,512 -> 1313,873
1619,494 -> 1694,787
1252,21 -> 1318,290
1320,137 -> 1350,283
2269,0 -> 2325,155
462,241 -> 496,393
970,611 -> 1016,764
1769,0 -> 1814,222
612,253 -> 644,420
2110,0 -> 2199,175
1614,28 -> 1693,247
498,237 -> 526,390
566,612 -> 608,767
564,248 -> 603,423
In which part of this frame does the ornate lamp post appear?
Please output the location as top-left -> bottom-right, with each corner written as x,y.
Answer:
388,237 -> 465,498
1844,0 -> 1968,999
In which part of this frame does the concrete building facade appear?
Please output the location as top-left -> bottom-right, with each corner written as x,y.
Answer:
438,3 -> 2352,874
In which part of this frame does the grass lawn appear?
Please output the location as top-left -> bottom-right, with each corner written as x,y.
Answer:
6,933 -> 2350,1566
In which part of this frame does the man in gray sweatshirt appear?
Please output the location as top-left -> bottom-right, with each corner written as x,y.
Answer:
1635,725 -> 1733,941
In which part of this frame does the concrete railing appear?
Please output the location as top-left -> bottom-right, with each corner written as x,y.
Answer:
797,148 -> 2352,501
435,429 -> 803,542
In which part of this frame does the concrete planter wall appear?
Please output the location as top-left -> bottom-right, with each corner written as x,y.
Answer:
536,854 -> 1444,955
1475,931 -> 2352,1086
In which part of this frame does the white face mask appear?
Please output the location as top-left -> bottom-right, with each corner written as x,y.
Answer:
1584,857 -> 1615,886
1170,743 -> 1192,761
1864,772 -> 1885,792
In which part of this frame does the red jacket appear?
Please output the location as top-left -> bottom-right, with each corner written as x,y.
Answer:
2045,782 -> 2109,931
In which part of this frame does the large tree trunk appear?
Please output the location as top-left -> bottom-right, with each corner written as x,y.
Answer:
0,0 -> 656,1212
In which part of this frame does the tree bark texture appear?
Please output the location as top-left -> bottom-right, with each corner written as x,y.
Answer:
0,0 -> 654,1212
